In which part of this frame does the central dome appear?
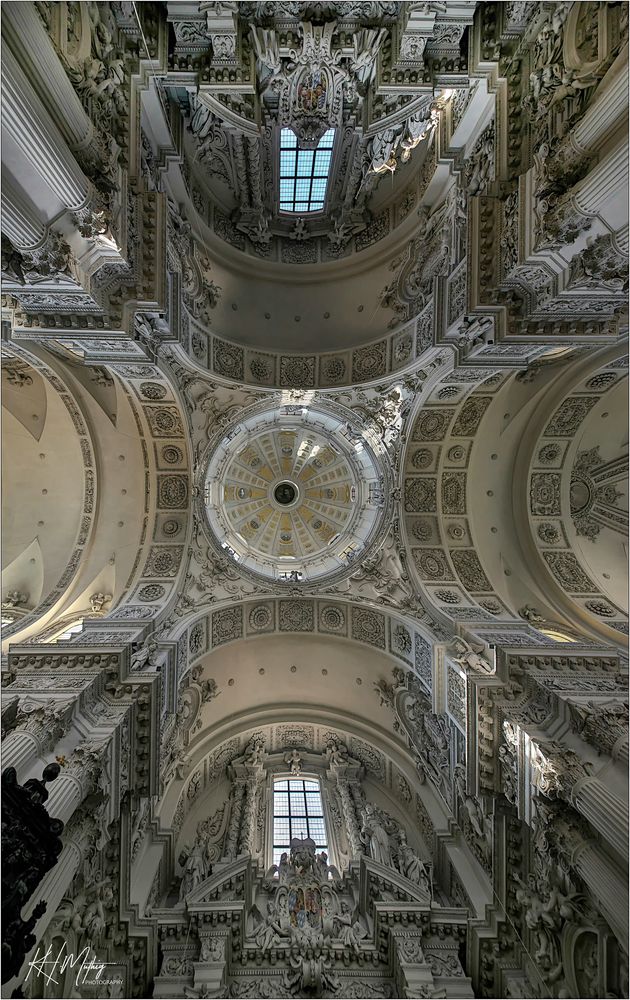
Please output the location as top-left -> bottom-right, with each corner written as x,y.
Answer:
202,400 -> 391,585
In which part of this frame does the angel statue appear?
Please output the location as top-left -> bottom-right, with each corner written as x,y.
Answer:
178,837 -> 208,900
360,804 -> 393,867
284,748 -> 302,776
326,740 -> 349,767
450,637 -> 493,674
82,882 -> 114,949
244,738 -> 265,766
397,843 -> 431,897
453,764 -> 487,843
252,901 -> 289,955
334,901 -> 367,956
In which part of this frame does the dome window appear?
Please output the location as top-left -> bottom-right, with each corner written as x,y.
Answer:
279,128 -> 335,214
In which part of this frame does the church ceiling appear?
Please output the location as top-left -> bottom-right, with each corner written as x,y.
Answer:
0,3 -> 628,1000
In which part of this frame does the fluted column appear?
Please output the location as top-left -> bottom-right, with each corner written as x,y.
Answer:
23,840 -> 82,925
573,841 -> 628,947
2,702 -> 74,779
571,778 -> 628,859
535,801 -> 629,948
569,702 -> 629,764
2,730 -> 42,777
44,774 -> 84,824
574,142 -> 628,217
1,171 -> 47,250
1,42 -> 90,211
570,49 -> 629,156
21,809 -> 95,960
533,742 -> 628,859
2,3 -> 96,154
45,743 -> 106,824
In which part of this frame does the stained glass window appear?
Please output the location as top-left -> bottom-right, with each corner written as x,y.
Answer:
279,128 -> 335,214
272,777 -> 328,866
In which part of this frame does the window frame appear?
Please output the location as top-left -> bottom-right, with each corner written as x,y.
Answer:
268,771 -> 331,869
276,127 -> 336,217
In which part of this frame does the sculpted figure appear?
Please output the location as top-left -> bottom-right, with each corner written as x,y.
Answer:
130,638 -> 159,672
254,901 -> 288,955
244,739 -> 265,766
397,842 -> 431,895
360,804 -> 392,867
334,902 -> 367,955
450,636 -> 493,674
178,837 -> 207,900
326,740 -> 349,767
82,883 -> 114,949
284,748 -> 302,776
278,851 -> 292,883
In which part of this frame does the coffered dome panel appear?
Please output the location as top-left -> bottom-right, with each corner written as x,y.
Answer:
202,400 -> 392,585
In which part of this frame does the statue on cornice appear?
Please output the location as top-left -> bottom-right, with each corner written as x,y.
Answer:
284,748 -> 303,776
254,901 -> 290,955
179,835 -> 209,900
360,804 -> 392,866
334,901 -> 367,955
129,637 -> 160,672
450,637 -> 493,674
244,738 -> 266,766
397,841 -> 431,895
325,739 -> 350,767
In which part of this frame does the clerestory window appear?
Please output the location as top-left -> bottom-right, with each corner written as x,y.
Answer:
272,776 -> 328,866
279,128 -> 335,214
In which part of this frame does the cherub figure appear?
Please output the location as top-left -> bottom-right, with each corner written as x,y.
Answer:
284,748 -> 302,776
450,637 -> 493,674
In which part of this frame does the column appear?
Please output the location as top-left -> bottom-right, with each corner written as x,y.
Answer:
570,50 -> 628,156
1,172 -> 47,250
538,804 -> 629,948
574,142 -> 628,217
571,778 -> 628,859
569,702 -> 629,764
1,42 -> 90,211
44,774 -> 84,824
2,3 -> 97,155
2,703 -> 73,779
2,731 -> 42,777
573,842 -> 628,947
533,742 -> 628,860
44,745 -> 104,824
19,811 -> 95,972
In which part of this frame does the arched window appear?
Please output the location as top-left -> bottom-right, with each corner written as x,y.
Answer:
279,128 -> 335,214
272,776 -> 328,866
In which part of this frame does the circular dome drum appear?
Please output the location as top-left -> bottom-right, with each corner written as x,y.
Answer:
201,399 -> 393,586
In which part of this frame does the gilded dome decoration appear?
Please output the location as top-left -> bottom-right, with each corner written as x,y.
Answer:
202,399 -> 392,584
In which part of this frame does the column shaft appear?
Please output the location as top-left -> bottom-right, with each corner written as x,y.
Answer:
1,43 -> 89,210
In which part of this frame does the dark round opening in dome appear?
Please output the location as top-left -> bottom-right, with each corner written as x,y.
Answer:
274,482 -> 297,505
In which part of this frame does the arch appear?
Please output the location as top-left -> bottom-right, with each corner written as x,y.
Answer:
401,346 -> 628,648
516,345 -> 628,646
1,344 -> 193,648
170,594 -> 438,695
